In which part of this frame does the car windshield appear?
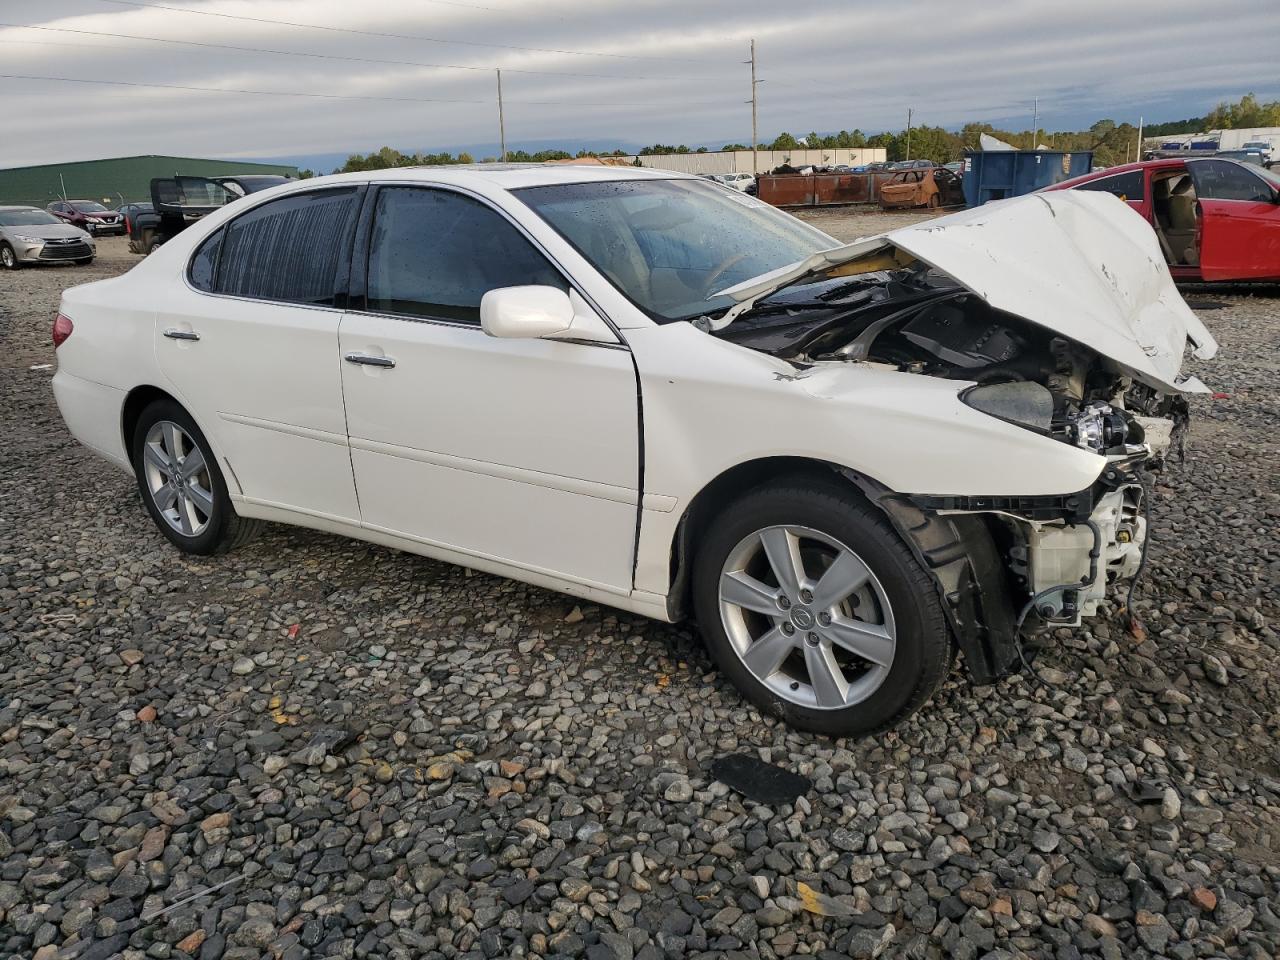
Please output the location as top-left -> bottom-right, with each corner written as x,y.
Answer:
0,209 -> 60,226
70,201 -> 108,212
515,178 -> 834,323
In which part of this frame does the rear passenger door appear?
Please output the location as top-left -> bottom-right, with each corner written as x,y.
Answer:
337,185 -> 640,592
156,186 -> 364,522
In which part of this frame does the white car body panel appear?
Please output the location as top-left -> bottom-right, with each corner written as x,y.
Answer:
715,192 -> 1218,395
50,165 -> 1211,629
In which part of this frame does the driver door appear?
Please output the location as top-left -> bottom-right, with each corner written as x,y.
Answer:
1187,159 -> 1280,280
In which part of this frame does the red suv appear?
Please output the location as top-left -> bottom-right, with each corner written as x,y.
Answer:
47,199 -> 126,237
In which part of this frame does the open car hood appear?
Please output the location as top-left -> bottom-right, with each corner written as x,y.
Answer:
712,191 -> 1218,394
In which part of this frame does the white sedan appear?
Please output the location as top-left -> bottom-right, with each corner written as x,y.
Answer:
51,166 -> 1217,735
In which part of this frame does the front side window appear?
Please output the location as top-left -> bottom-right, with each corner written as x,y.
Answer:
1190,160 -> 1276,202
366,187 -> 566,324
516,178 -> 833,322
216,188 -> 359,305
1075,170 -> 1145,201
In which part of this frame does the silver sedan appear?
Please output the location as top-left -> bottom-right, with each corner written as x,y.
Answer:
0,206 -> 96,268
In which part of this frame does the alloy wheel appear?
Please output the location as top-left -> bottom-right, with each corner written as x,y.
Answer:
1,247 -> 14,269
718,525 -> 897,710
142,420 -> 215,537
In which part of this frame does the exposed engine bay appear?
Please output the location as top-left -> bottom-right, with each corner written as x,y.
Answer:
712,263 -> 1197,674
713,266 -> 1189,463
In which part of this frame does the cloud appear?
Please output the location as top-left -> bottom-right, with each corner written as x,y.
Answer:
2,0 -> 1277,167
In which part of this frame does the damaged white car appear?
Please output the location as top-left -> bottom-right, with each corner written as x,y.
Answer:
51,167 -> 1216,735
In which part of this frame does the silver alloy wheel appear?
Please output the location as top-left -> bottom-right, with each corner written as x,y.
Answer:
1,246 -> 14,268
718,525 -> 897,710
142,421 -> 214,537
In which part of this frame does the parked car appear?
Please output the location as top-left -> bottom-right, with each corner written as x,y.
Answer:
128,176 -> 236,254
879,167 -> 965,209
1045,157 -> 1280,282
116,201 -> 154,235
52,168 -> 1216,735
0,206 -> 95,268
707,172 -> 755,193
47,199 -> 125,236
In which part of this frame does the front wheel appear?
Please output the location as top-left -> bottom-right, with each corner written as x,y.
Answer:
131,399 -> 263,554
692,480 -> 952,736
0,243 -> 19,270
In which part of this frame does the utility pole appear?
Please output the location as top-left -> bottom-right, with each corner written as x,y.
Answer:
1032,97 -> 1038,143
905,108 -> 912,161
746,39 -> 759,175
59,173 -> 67,200
1136,115 -> 1144,160
496,69 -> 507,162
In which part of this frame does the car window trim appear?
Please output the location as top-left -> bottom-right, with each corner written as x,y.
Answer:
348,181 -> 624,344
182,184 -> 366,307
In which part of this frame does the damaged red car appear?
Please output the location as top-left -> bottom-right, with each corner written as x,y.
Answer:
1045,158 -> 1280,282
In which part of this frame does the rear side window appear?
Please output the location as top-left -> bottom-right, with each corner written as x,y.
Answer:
1074,170 -> 1145,201
189,229 -> 222,292
1190,160 -> 1274,202
365,187 -> 566,324
216,188 -> 360,305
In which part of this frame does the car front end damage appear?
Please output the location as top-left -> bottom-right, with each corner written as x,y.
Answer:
708,191 -> 1217,681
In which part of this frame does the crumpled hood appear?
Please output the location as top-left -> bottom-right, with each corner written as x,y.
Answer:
714,191 -> 1218,394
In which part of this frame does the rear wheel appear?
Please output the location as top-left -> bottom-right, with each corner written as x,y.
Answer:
0,243 -> 19,270
927,193 -> 941,209
131,399 -> 263,555
692,480 -> 952,736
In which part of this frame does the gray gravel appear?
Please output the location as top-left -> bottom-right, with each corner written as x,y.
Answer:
2,225 -> 1278,960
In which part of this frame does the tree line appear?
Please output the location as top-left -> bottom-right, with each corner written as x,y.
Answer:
308,93 -> 1278,176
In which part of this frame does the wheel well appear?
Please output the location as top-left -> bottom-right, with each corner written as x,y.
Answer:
121,385 -> 179,459
665,456 -> 866,621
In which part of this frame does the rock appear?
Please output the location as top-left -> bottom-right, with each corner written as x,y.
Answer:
231,656 -> 256,675
847,923 -> 895,958
663,778 -> 693,802
136,704 -> 157,722
1188,887 -> 1217,911
120,648 -> 144,665
1160,787 -> 1181,820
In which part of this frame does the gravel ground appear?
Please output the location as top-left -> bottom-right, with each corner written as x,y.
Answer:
2,222 -> 1278,960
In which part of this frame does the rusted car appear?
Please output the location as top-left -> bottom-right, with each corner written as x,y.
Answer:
879,167 -> 964,209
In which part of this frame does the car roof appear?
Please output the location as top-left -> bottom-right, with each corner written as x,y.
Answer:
286,163 -> 697,192
0,205 -> 42,211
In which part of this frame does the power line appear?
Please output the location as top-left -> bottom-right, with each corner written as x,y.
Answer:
0,73 -> 730,109
89,0 -> 718,63
0,22 -> 721,81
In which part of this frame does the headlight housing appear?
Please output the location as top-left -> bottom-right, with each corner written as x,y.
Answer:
960,381 -> 1053,434
13,234 -> 44,244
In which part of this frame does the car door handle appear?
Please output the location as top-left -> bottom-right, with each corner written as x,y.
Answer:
344,352 -> 396,368
163,328 -> 200,341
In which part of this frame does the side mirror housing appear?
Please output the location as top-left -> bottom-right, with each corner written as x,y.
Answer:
481,286 -> 616,343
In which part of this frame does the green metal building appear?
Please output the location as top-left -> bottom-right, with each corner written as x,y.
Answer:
0,155 -> 299,208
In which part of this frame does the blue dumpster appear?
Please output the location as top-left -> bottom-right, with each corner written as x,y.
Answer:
962,150 -> 1093,207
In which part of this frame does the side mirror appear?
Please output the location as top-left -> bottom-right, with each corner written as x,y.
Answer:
481,286 -> 616,343
481,286 -> 575,339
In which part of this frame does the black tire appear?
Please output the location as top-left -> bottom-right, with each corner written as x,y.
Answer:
692,479 -> 952,737
130,399 -> 264,555
0,242 -> 19,270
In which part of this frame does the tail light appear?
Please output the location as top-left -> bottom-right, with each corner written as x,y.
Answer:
52,313 -> 74,348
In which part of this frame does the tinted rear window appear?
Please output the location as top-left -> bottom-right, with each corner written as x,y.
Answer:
216,188 -> 359,305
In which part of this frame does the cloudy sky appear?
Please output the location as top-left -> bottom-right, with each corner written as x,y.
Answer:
3,0 -> 1277,169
